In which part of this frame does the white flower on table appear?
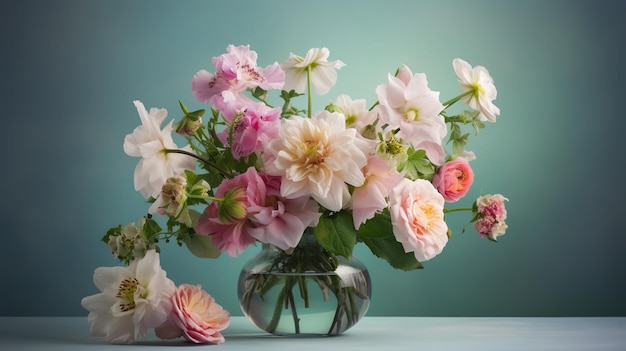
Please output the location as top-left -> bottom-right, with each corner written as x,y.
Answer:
81,250 -> 176,344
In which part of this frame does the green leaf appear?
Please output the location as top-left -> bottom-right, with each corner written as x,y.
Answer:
183,233 -> 222,259
357,208 -> 393,238
401,147 -> 435,181
357,210 -> 423,270
314,211 -> 357,258
142,217 -> 162,242
360,234 -> 423,271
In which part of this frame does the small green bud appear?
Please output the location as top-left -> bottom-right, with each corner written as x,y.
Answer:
217,187 -> 247,224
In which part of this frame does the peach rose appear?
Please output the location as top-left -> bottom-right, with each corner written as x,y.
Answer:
388,178 -> 448,262
155,284 -> 230,344
432,157 -> 474,203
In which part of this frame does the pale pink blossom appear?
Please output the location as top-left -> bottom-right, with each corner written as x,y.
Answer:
388,178 -> 448,262
263,111 -> 369,211
453,58 -> 500,122
281,47 -> 345,95
247,173 -> 321,250
375,65 -> 447,165
473,194 -> 509,240
349,155 -> 404,229
191,45 -> 284,105
432,157 -> 475,203
81,250 -> 176,344
217,102 -> 281,159
155,284 -> 230,344
123,101 -> 196,199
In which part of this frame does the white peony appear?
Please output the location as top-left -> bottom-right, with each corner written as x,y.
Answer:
263,111 -> 369,211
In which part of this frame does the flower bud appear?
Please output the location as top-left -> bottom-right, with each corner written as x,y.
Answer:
176,117 -> 203,136
217,187 -> 247,224
161,176 -> 188,216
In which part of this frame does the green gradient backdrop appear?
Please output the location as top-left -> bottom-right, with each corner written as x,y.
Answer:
1,0 -> 624,317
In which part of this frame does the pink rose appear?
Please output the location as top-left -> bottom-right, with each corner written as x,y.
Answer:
473,194 -> 509,240
388,178 -> 448,262
155,284 -> 230,344
432,157 -> 474,202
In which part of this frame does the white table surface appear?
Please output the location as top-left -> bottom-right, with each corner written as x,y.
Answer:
1,316 -> 625,350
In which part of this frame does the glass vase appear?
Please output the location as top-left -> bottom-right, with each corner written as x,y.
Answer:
237,228 -> 371,336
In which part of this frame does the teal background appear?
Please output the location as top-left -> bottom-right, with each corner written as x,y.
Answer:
1,0 -> 624,317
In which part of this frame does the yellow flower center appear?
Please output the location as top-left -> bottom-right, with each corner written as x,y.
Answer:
116,277 -> 145,312
300,138 -> 327,169
404,108 -> 419,122
412,202 -> 441,236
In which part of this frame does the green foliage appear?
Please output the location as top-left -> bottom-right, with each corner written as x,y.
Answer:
314,210 -> 358,258
400,147 -> 435,181
183,232 -> 222,259
357,210 -> 423,270
279,90 -> 305,118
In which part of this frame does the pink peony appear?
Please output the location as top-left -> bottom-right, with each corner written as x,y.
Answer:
432,157 -> 474,202
388,178 -> 448,262
155,284 -> 230,344
473,194 -> 509,240
349,155 -> 405,229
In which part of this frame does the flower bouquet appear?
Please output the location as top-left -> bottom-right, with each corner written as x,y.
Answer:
82,44 -> 509,343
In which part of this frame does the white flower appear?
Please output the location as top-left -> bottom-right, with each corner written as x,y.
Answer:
281,47 -> 345,95
263,111 -> 369,211
375,65 -> 447,165
81,250 -> 176,344
123,101 -> 196,199
453,58 -> 500,122
333,94 -> 376,131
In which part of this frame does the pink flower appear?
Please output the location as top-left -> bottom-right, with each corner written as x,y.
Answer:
191,45 -> 284,105
473,194 -> 509,241
388,178 -> 448,262
195,168 -> 321,255
217,102 -> 281,159
349,155 -> 405,229
375,65 -> 447,165
247,173 -> 321,250
195,168 -> 263,256
432,157 -> 474,203
155,284 -> 230,344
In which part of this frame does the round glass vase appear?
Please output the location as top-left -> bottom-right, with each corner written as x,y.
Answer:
237,229 -> 371,336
